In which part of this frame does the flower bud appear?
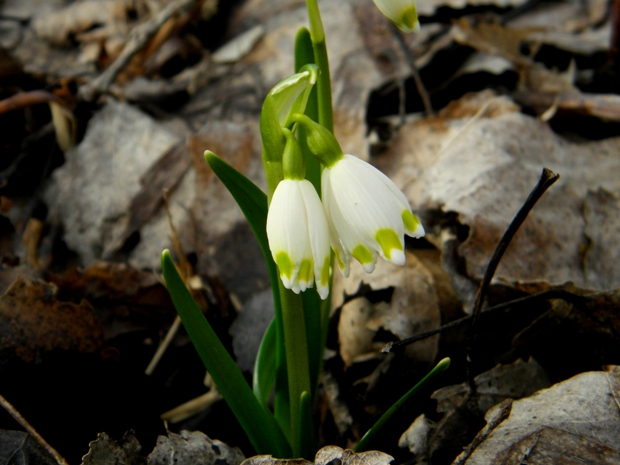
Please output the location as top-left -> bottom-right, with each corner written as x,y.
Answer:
372,0 -> 420,33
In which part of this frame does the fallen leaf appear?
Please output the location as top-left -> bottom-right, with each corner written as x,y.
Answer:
148,430 -> 244,465
382,91 -> 620,302
0,276 -> 104,364
584,189 -> 620,289
42,100 -> 182,267
46,261 -> 176,331
455,366 -> 620,464
0,430 -> 59,465
315,445 -> 392,465
81,431 -> 145,465
333,251 -> 441,368
400,358 -> 551,463
513,289 -> 620,380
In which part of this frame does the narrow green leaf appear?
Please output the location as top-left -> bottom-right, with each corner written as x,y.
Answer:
297,391 -> 317,461
161,250 -> 291,457
354,358 -> 451,452
204,151 -> 290,436
253,317 -> 277,408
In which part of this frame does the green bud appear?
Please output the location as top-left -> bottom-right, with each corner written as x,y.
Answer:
290,113 -> 343,167
282,128 -> 305,180
260,64 -> 319,164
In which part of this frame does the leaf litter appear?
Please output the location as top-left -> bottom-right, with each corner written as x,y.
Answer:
1,0 -> 620,463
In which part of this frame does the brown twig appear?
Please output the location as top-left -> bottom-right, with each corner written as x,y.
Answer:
0,393 -> 69,465
382,289 -> 586,353
0,91 -> 58,114
390,24 -> 434,117
465,168 -> 559,390
78,0 -> 200,102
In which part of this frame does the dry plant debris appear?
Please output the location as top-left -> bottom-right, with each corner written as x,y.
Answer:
0,276 -> 104,364
1,0 -> 620,463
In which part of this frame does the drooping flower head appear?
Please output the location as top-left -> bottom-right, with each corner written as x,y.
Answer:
372,0 -> 420,33
291,113 -> 424,278
266,129 -> 331,299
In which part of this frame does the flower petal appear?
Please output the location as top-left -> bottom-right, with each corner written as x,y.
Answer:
299,180 -> 331,299
267,180 -> 312,293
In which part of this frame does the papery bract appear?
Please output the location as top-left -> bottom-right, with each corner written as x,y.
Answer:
267,179 -> 331,299
372,0 -> 420,33
322,154 -> 424,277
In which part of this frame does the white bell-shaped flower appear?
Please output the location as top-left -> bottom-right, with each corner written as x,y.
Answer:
372,0 -> 420,33
322,154 -> 424,277
267,179 -> 331,299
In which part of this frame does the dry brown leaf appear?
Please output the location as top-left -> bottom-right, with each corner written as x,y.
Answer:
32,0 -> 134,47
82,431 -> 145,465
148,431 -> 244,465
452,19 -> 577,93
333,251 -> 440,368
456,366 -> 620,464
0,276 -> 104,364
42,100 -> 182,267
315,446 -> 392,465
584,189 -> 620,289
512,290 -> 620,380
242,457 -> 311,465
382,91 -> 620,298
399,359 -> 551,463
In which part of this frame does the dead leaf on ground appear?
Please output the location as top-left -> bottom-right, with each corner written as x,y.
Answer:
148,430 -> 245,465
81,431 -> 145,465
382,91 -> 620,304
46,261 -> 176,329
333,251 -> 441,368
0,430 -> 59,465
513,289 -> 620,380
242,445 -> 393,465
455,366 -> 620,464
42,100 -> 182,268
0,276 -> 104,364
400,358 -> 551,463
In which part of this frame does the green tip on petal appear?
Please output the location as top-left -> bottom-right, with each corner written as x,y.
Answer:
352,244 -> 375,272
402,210 -> 419,233
398,5 -> 419,32
275,252 -> 294,279
298,259 -> 313,283
320,256 -> 330,287
375,228 -> 403,262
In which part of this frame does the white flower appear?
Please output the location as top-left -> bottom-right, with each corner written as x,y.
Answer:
267,179 -> 331,299
372,0 -> 420,33
322,154 -> 424,277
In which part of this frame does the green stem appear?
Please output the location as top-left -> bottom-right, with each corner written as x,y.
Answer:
305,0 -> 333,132
280,282 -> 312,457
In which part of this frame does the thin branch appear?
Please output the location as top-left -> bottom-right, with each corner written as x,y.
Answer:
382,289 -> 586,353
0,393 -> 69,465
465,168 -> 559,389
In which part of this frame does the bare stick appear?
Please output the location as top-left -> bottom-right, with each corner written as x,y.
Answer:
79,0 -> 199,101
383,289 -> 586,353
390,24 -> 433,116
0,393 -> 69,465
465,168 -> 559,389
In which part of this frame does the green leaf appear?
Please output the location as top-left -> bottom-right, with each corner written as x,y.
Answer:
161,250 -> 291,457
354,357 -> 451,452
297,391 -> 316,461
204,150 -> 290,437
253,318 -> 277,408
